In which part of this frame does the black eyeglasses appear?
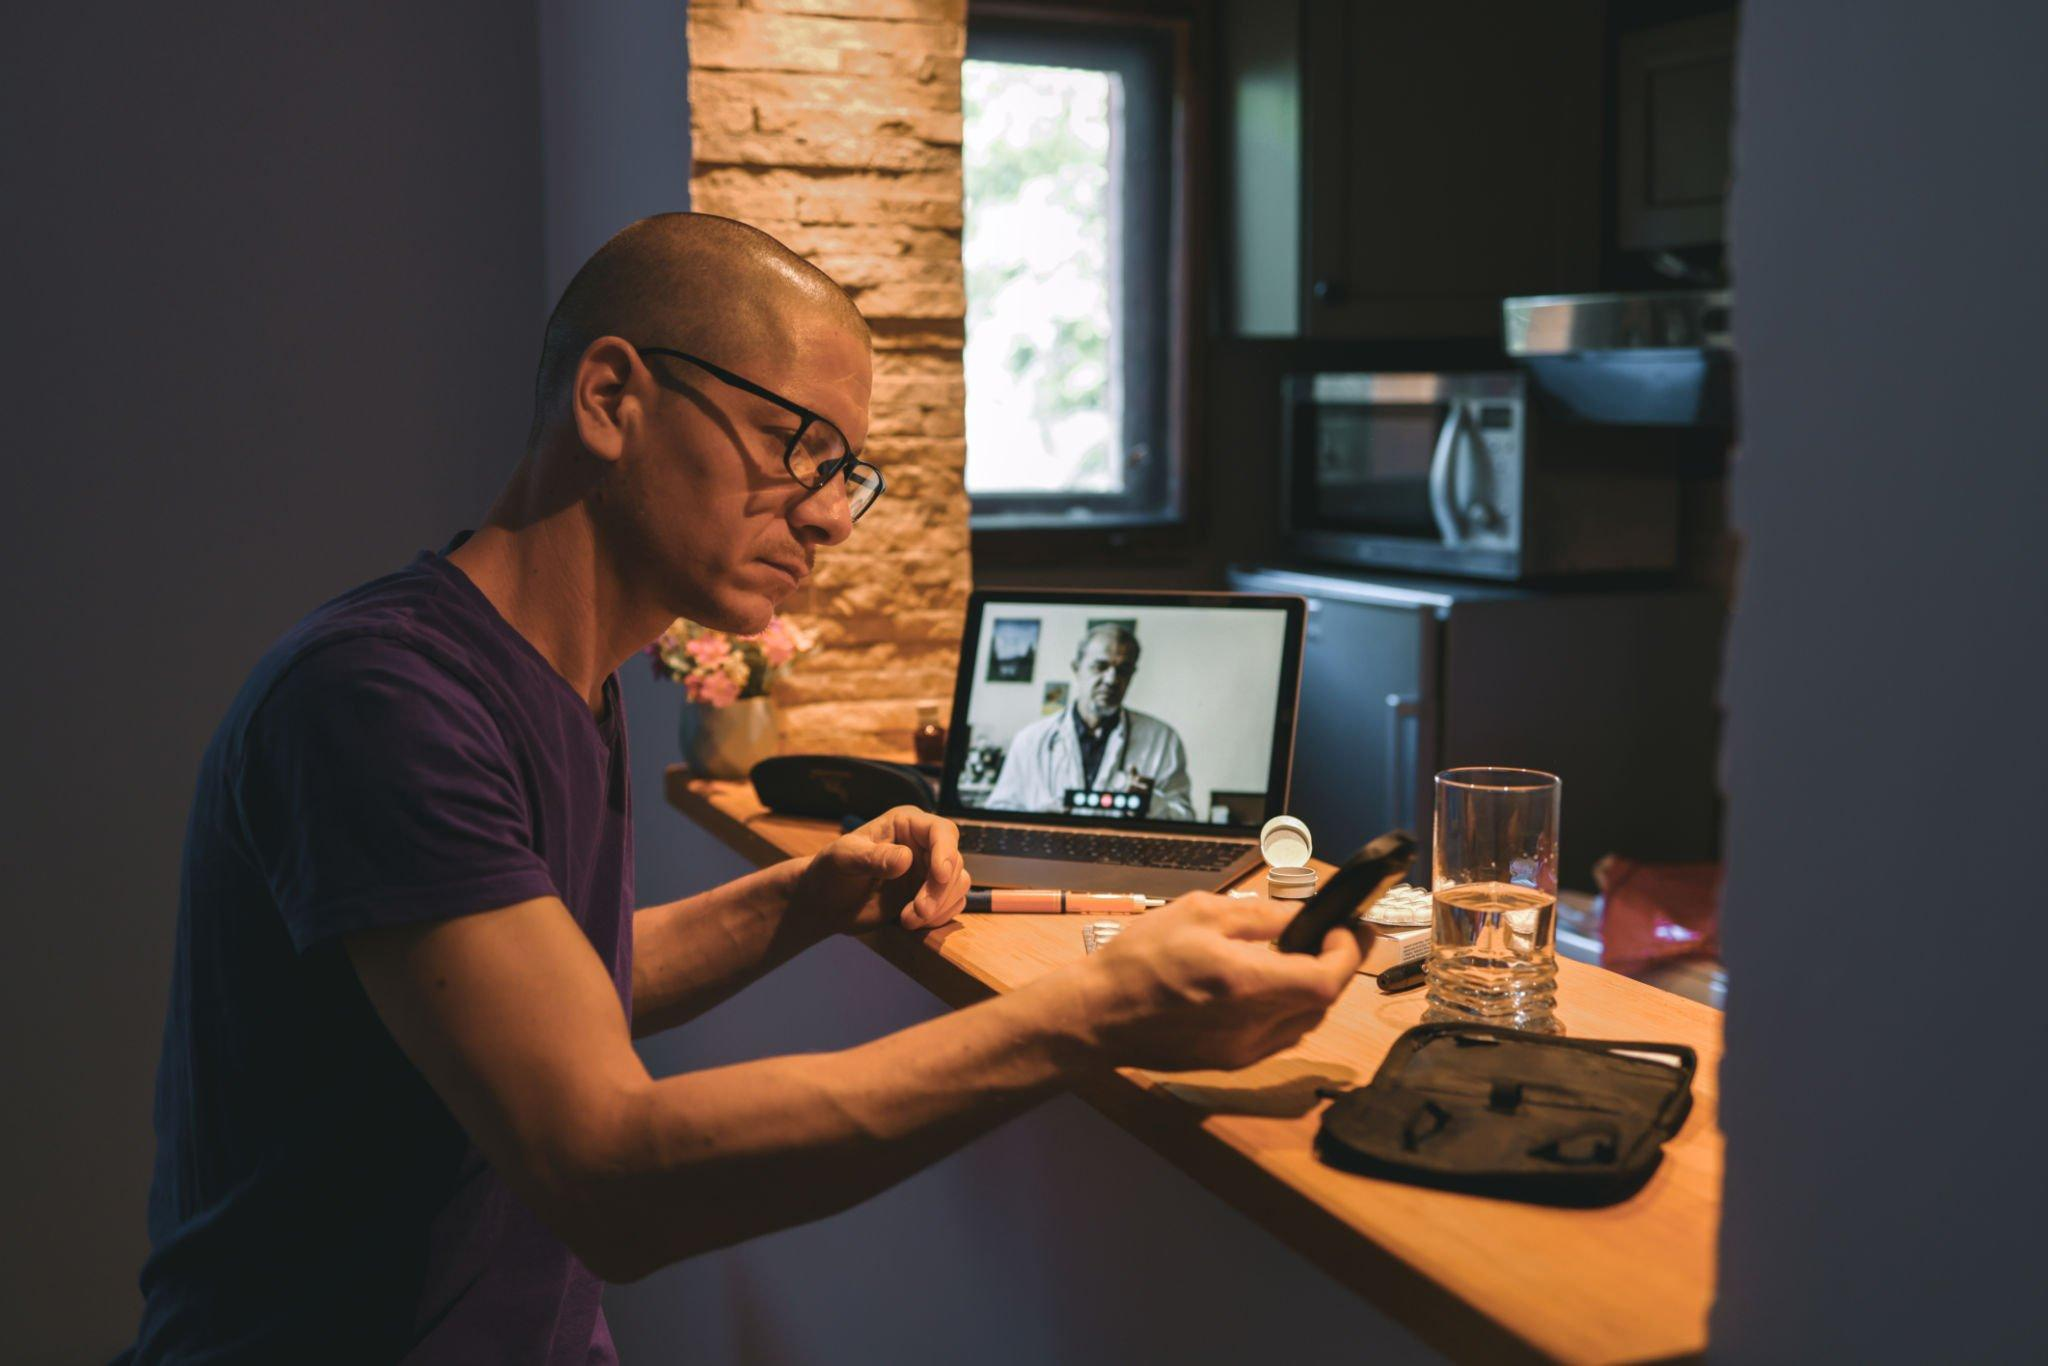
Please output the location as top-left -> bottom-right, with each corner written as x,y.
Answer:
633,344 -> 885,523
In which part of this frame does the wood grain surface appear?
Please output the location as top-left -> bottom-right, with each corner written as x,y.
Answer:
664,769 -> 1720,1364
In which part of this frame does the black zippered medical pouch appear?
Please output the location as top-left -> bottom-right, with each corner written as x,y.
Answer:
1315,1023 -> 1697,1207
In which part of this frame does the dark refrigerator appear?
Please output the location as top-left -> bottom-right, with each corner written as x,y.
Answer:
1228,564 -> 1723,891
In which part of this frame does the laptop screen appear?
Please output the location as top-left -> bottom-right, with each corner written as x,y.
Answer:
941,591 -> 1305,834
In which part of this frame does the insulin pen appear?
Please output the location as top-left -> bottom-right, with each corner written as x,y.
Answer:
965,889 -> 1166,915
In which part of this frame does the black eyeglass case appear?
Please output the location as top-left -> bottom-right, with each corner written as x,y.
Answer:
1315,1023 -> 1697,1208
750,754 -> 936,825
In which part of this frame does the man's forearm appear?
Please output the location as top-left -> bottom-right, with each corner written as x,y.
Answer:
587,964 -> 1101,1279
630,858 -> 824,1036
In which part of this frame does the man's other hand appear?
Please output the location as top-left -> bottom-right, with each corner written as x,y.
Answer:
799,806 -> 969,934
1077,893 -> 1362,1072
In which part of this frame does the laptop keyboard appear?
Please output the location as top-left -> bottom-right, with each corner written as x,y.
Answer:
958,823 -> 1252,872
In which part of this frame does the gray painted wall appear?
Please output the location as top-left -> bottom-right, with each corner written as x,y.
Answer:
0,5 -> 546,1358
1712,1 -> 2048,1356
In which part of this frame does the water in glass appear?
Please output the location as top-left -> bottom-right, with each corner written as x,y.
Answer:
1424,881 -> 1559,1031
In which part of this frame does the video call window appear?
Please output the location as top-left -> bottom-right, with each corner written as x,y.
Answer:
954,603 -> 1290,828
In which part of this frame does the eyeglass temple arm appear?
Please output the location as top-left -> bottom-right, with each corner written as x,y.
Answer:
645,346 -> 859,454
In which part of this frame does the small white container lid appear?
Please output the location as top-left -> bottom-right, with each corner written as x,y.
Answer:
1259,815 -> 1313,870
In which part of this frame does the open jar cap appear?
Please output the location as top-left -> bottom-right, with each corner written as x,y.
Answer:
1259,814 -> 1313,870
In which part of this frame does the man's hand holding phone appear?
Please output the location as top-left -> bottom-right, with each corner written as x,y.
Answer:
1072,894 -> 1363,1072
1062,831 -> 1416,1072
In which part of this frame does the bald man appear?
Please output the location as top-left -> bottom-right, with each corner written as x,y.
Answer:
122,214 -> 1362,1365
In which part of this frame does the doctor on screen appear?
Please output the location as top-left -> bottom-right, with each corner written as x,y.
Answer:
987,623 -> 1198,820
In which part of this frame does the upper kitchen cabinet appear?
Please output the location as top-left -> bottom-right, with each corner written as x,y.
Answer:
1227,0 -> 1606,339
1616,10 -> 1736,254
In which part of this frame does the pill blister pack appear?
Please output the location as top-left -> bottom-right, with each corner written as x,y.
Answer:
1087,886 -> 1431,953
1362,883 -> 1433,927
1081,921 -> 1125,954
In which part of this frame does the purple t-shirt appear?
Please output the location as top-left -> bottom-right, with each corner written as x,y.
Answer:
124,539 -> 633,1364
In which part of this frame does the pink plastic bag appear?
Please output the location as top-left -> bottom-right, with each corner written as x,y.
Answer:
1593,856 -> 1722,977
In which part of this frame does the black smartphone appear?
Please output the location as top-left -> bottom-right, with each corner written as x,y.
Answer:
1274,830 -> 1419,954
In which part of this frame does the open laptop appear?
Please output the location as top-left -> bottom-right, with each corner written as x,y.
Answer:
940,589 -> 1308,899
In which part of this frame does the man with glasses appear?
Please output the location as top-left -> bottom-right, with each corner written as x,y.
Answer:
124,213 -> 1362,1364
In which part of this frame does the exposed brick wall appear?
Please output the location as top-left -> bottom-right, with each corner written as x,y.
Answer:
689,0 -> 970,759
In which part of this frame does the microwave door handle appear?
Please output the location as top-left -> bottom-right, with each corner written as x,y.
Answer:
1428,401 -> 1469,546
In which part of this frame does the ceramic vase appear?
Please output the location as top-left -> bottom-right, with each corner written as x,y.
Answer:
679,695 -> 781,780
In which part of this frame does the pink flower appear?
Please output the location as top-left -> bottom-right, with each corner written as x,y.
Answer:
687,669 -> 742,707
756,624 -> 796,666
746,616 -> 812,668
686,635 -> 732,666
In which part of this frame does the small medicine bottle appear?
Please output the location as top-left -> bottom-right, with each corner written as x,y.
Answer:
913,702 -> 947,765
1259,815 -> 1319,899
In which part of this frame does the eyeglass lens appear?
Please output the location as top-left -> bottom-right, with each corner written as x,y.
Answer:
842,461 -> 882,520
786,421 -> 844,484
786,422 -> 881,522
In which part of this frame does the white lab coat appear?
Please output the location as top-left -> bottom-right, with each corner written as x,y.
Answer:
985,706 -> 1197,821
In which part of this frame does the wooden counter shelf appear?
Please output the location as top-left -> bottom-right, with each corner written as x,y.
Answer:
665,768 -> 1721,1365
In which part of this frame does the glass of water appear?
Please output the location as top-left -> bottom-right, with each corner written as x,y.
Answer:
1424,767 -> 1562,1034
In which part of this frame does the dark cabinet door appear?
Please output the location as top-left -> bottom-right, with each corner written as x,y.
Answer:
1617,11 -> 1737,251
1284,593 -> 1436,864
1301,0 -> 1605,338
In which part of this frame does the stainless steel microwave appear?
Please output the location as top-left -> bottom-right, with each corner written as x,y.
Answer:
1280,372 -> 1680,580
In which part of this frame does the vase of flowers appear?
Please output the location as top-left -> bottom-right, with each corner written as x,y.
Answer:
648,616 -> 817,780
